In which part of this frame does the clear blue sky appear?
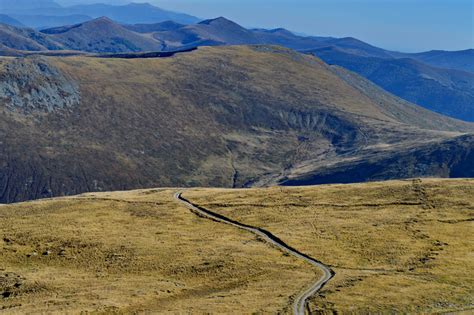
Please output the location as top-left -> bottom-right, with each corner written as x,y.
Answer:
58,0 -> 473,52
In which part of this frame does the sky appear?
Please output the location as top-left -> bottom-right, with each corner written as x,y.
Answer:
57,0 -> 474,52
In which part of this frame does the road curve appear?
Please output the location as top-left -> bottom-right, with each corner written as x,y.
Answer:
174,192 -> 334,315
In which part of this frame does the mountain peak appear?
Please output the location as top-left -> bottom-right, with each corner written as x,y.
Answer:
41,16 -> 124,37
126,2 -> 155,8
90,16 -> 114,23
199,17 -> 236,26
266,28 -> 294,36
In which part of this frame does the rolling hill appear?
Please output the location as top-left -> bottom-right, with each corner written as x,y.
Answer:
41,17 -> 163,52
145,18 -> 474,122
0,45 -> 473,203
185,179 -> 474,313
1,179 -> 472,313
0,23 -> 63,51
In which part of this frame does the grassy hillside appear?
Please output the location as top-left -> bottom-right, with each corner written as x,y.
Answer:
41,17 -> 163,53
0,24 -> 63,51
0,189 -> 316,313
1,179 -> 472,313
0,46 -> 473,203
184,178 -> 474,313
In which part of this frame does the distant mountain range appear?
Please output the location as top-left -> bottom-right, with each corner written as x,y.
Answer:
0,22 -> 63,51
308,47 -> 474,122
393,49 -> 474,74
0,0 -> 200,26
0,12 -> 471,122
42,17 -> 163,52
0,14 -> 24,27
0,0 -> 61,11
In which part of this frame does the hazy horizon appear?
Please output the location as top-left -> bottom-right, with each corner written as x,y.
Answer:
53,0 -> 474,53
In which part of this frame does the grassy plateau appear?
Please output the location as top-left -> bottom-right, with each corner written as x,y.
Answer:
0,178 -> 473,313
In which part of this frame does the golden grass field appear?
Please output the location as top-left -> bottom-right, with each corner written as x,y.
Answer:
1,178 -> 473,313
0,189 -> 317,313
185,178 -> 474,314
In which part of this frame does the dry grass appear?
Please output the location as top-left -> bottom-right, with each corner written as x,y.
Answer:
184,178 -> 474,313
0,189 -> 318,313
1,179 -> 472,313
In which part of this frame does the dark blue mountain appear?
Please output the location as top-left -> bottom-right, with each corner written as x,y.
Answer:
12,14 -> 92,29
309,46 -> 474,122
1,2 -> 199,26
124,20 -> 185,33
0,0 -> 60,11
393,49 -> 474,73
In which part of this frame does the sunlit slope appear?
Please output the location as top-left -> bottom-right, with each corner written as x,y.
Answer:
2,179 -> 471,313
184,178 -> 474,313
0,189 -> 316,313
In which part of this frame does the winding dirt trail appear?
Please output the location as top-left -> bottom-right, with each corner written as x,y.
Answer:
175,192 -> 334,315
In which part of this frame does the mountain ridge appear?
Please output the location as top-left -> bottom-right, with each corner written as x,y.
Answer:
2,1 -> 200,26
40,16 -> 163,52
0,15 -> 471,121
0,14 -> 24,27
0,45 -> 472,203
309,46 -> 474,122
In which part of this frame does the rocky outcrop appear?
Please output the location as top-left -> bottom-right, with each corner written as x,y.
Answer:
0,57 -> 80,113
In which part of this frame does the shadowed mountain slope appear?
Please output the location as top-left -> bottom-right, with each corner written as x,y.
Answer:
124,20 -> 185,33
0,46 -> 473,203
393,49 -> 474,73
309,47 -> 474,122
0,23 -> 63,51
281,134 -> 474,186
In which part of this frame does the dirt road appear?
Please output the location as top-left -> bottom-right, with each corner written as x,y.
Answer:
175,192 -> 334,315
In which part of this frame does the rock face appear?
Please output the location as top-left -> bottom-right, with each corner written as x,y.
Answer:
0,57 -> 80,113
